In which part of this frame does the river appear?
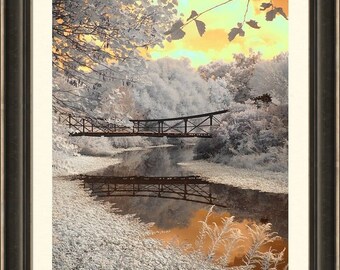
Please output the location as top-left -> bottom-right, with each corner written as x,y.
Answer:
87,145 -> 288,240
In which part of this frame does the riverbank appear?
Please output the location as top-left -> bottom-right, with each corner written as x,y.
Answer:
53,144 -> 174,177
178,160 -> 288,194
53,150 -> 222,269
53,144 -> 288,268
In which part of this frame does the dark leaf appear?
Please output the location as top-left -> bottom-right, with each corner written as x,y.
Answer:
276,7 -> 288,20
187,10 -> 198,21
237,22 -> 243,28
228,27 -> 245,41
266,9 -> 277,21
228,28 -> 239,41
195,19 -> 206,36
164,19 -> 184,36
260,2 -> 272,10
172,19 -> 184,30
164,29 -> 172,35
171,28 -> 186,40
246,20 -> 261,29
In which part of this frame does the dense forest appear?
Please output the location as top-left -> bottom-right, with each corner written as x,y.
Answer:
54,51 -> 288,172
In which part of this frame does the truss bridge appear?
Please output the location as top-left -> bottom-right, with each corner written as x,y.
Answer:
74,174 -> 226,207
57,109 -> 228,138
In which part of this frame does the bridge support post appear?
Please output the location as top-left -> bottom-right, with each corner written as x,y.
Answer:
83,119 -> 85,132
184,119 -> 188,134
209,115 -> 213,126
68,114 -> 72,128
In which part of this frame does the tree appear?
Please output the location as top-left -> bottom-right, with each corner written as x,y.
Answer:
249,52 -> 288,104
132,58 -> 231,119
199,51 -> 262,103
53,0 -> 178,86
53,71 -> 139,121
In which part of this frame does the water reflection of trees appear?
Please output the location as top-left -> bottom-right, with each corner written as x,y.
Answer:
212,184 -> 288,238
84,147 -> 287,237
99,147 -> 193,177
78,174 -> 287,238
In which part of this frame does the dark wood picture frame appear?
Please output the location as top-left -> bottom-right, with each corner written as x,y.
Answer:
1,0 -> 31,269
309,0 -> 338,269
0,0 -> 338,269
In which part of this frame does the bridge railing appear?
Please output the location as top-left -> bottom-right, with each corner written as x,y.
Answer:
130,110 -> 228,136
56,111 -> 133,134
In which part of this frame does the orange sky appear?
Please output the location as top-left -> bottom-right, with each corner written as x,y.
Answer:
150,0 -> 288,67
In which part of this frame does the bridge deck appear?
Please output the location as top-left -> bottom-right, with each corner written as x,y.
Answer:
70,132 -> 212,138
76,175 -> 208,184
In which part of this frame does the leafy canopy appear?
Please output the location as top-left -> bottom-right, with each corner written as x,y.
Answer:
53,0 -> 178,84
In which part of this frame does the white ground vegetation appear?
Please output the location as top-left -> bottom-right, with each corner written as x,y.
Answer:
53,178 -> 224,270
53,176 -> 286,269
178,160 -> 287,194
52,139 -> 222,269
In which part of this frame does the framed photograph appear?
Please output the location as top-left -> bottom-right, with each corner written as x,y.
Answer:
1,0 -> 338,269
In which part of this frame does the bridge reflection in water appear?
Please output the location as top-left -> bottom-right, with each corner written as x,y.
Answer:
75,175 -> 227,208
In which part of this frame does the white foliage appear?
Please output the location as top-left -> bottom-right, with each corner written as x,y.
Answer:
249,53 -> 288,104
53,113 -> 79,155
242,223 -> 283,270
133,58 -> 231,119
53,0 -> 178,85
195,103 -> 288,172
108,136 -> 153,148
70,136 -> 119,157
194,206 -> 285,269
199,51 -> 261,103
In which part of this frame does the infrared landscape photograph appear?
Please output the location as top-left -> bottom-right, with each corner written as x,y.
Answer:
52,0 -> 289,269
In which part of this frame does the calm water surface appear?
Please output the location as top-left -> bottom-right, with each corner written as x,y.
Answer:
89,146 -> 288,239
